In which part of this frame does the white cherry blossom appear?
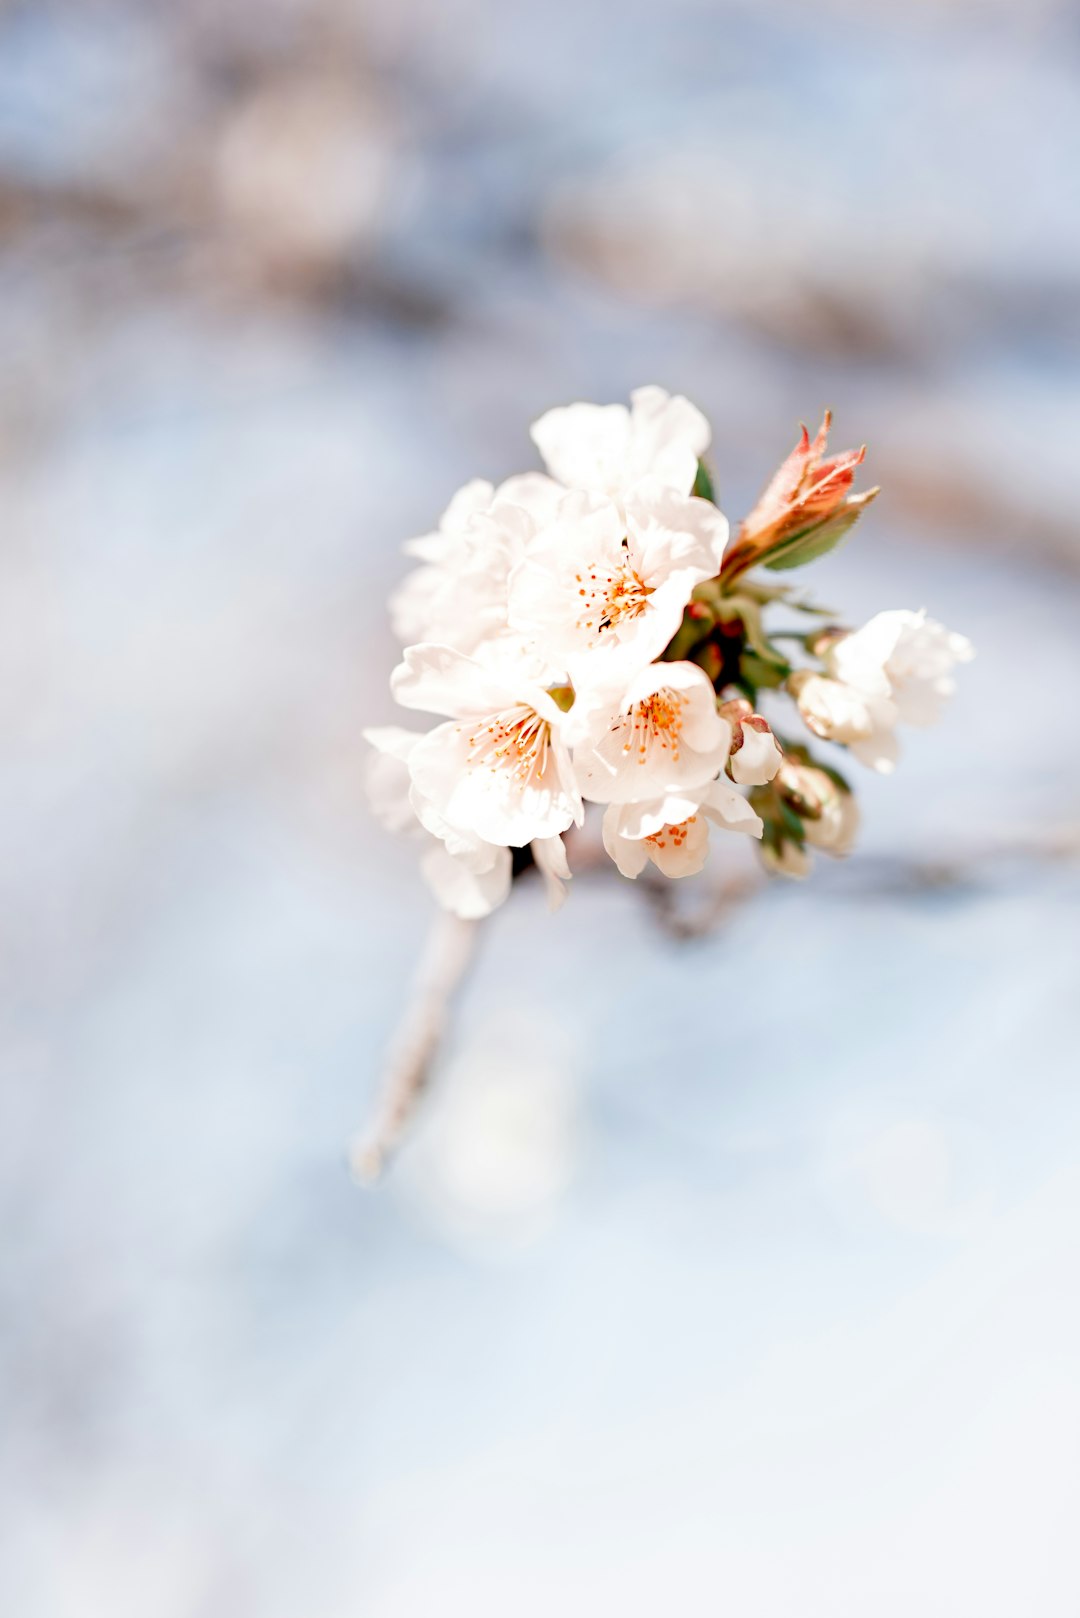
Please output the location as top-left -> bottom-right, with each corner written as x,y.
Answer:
363,726 -> 513,918
391,474 -> 564,655
531,834 -> 572,912
419,840 -> 513,919
530,385 -> 710,504
391,645 -> 583,847
367,389 -> 973,927
790,670 -> 899,772
794,607 -> 972,773
508,480 -> 727,699
364,725 -> 428,837
829,608 -> 974,728
602,778 -> 762,880
574,660 -> 731,803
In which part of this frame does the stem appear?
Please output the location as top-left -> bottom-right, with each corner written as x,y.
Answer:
349,911 -> 481,1182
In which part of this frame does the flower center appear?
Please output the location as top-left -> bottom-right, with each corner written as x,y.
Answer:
645,814 -> 697,851
465,705 -> 550,787
574,553 -> 654,642
620,688 -> 690,764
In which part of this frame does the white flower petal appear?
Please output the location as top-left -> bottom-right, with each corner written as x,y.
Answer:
574,661 -> 731,805
408,715 -> 581,847
363,726 -> 424,836
601,805 -> 651,878
531,834 -> 572,911
420,842 -> 512,918
602,798 -> 712,878
625,482 -> 728,576
403,478 -> 496,560
391,644 -> 517,720
530,387 -> 711,502
849,726 -> 901,775
628,385 -> 711,495
795,673 -> 879,745
729,722 -> 783,786
828,608 -> 973,735
511,486 -> 722,703
702,776 -> 763,837
493,472 -> 565,527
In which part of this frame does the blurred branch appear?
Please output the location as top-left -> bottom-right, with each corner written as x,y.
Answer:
641,819 -> 1080,937
349,819 -> 1078,1175
349,911 -> 480,1182
640,867 -> 765,939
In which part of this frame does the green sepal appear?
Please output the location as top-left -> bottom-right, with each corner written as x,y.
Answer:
692,459 -> 717,503
716,595 -> 791,678
776,799 -> 808,844
762,504 -> 866,573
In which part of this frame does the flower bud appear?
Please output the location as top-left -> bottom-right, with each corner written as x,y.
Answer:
719,701 -> 783,785
721,411 -> 879,580
774,760 -> 837,820
787,669 -> 874,745
775,761 -> 859,857
803,790 -> 859,856
761,838 -> 812,879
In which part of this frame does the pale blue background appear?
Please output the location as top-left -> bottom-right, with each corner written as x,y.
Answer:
1,2 -> 1079,1613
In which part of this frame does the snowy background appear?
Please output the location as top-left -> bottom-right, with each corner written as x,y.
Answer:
2,1 -> 1079,1613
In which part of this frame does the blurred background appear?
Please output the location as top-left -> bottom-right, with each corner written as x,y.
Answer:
2,0 -> 1079,1612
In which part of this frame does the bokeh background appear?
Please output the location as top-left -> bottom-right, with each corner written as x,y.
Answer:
2,1 -> 1079,1612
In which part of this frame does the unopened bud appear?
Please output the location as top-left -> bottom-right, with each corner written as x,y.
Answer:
732,717 -> 783,785
775,760 -> 838,821
761,838 -> 812,880
787,669 -> 873,744
803,789 -> 859,856
775,761 -> 859,856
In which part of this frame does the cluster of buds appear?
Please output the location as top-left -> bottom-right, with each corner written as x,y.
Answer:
366,388 -> 973,913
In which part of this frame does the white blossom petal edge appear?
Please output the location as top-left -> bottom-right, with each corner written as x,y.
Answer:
602,779 -> 762,880
530,384 -> 711,504
391,644 -> 583,847
830,608 -> 974,728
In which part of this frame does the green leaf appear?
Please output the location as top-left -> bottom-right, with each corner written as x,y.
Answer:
692,459 -> 716,503
762,505 -> 866,573
776,800 -> 808,844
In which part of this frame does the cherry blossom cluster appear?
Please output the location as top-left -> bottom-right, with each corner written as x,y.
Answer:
366,388 -> 973,915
